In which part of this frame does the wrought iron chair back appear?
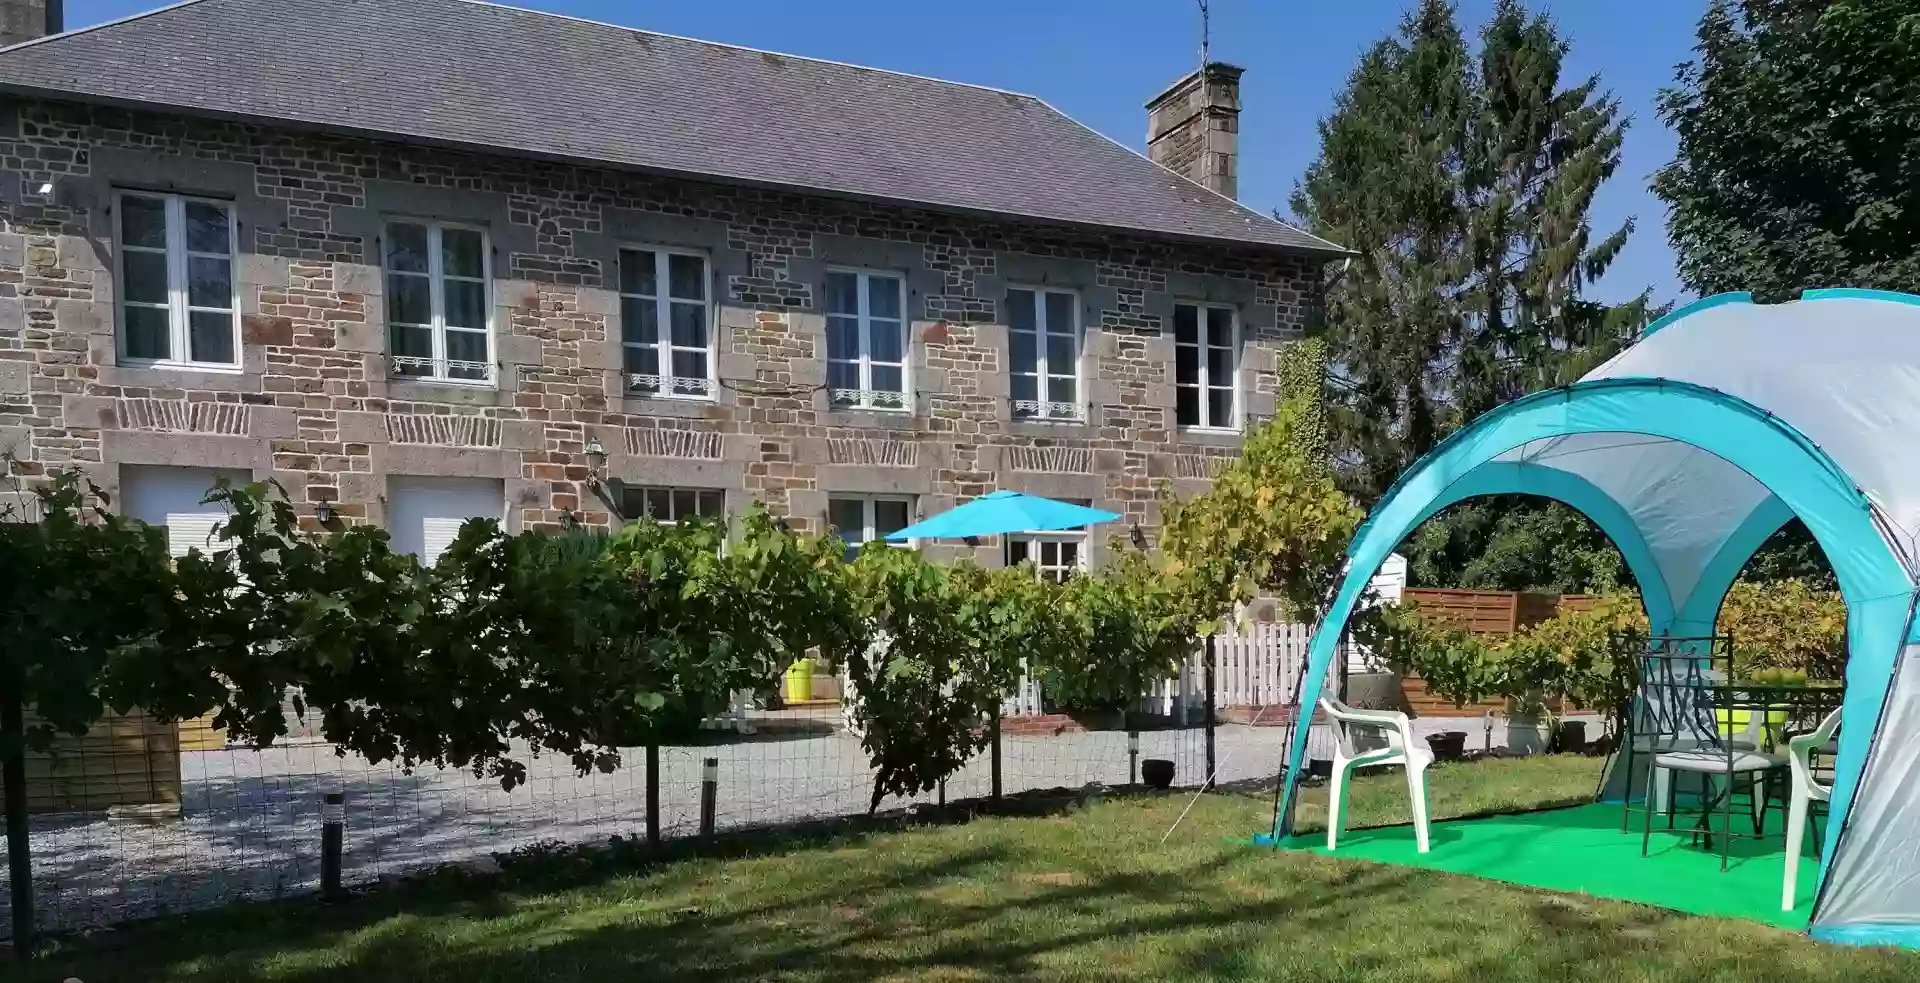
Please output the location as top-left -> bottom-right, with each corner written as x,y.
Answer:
1633,635 -> 1736,755
1613,633 -> 1735,831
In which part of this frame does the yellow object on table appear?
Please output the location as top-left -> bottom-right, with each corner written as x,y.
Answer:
1717,706 -> 1790,747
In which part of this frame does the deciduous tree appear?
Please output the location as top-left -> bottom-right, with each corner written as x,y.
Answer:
1656,0 -> 1920,300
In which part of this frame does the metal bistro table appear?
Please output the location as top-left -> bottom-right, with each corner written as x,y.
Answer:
1706,678 -> 1845,743
1690,677 -> 1844,851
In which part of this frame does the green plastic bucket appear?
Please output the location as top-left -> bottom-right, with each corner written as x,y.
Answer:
784,659 -> 815,703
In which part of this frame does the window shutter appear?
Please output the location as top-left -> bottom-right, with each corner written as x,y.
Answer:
164,513 -> 227,558
420,517 -> 467,568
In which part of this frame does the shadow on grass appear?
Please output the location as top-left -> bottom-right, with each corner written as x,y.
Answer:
9,783 -> 1130,964
26,840 -> 1895,983
14,758 -> 1920,983
23,847 -> 1451,983
1209,758 -> 1604,838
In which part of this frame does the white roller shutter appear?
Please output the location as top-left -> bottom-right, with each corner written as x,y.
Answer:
163,512 -> 226,558
419,517 -> 468,567
388,477 -> 505,567
121,466 -> 251,558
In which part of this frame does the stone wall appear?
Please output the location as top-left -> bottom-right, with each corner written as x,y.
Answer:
0,98 -> 1324,560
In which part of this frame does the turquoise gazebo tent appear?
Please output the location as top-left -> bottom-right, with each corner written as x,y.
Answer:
1276,290 -> 1920,947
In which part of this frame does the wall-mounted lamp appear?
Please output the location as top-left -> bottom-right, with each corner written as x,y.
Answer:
1130,523 -> 1148,549
584,435 -> 608,479
314,500 -> 335,524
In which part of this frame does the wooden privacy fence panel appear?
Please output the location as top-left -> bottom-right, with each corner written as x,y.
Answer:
1396,588 -> 1595,717
0,709 -> 182,815
176,713 -> 227,752
1402,588 -> 1597,635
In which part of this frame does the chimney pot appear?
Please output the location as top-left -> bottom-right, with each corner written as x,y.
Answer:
1145,62 -> 1244,200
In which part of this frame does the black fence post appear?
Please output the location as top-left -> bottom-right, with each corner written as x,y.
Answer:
3,695 -> 33,960
320,790 -> 345,899
1204,633 -> 1218,791
645,743 -> 660,846
699,757 -> 718,837
990,714 -> 1003,805
1128,730 -> 1140,787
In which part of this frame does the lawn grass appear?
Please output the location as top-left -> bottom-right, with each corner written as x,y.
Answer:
12,753 -> 1920,982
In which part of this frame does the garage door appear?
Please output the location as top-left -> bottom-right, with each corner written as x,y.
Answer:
387,476 -> 505,567
120,465 -> 253,556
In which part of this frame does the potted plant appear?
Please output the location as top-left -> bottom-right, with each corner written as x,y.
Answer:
1554,719 -> 1588,753
1503,692 -> 1555,755
1425,730 -> 1467,761
1503,595 -> 1647,754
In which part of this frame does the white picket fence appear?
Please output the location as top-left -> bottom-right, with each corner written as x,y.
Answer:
1002,622 -> 1328,722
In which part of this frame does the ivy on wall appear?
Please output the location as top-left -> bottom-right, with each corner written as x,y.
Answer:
1276,336 -> 1330,474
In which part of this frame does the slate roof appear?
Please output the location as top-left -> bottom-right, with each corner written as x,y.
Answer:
0,0 -> 1346,256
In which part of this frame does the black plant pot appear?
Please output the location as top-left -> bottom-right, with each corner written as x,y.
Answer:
1426,731 -> 1467,762
1307,757 -> 1333,780
1555,721 -> 1588,754
1141,758 -> 1175,790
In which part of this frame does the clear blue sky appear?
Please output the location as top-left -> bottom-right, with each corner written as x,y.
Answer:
72,0 -> 1706,305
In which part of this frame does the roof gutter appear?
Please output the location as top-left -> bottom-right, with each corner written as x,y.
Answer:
0,86 -> 1353,262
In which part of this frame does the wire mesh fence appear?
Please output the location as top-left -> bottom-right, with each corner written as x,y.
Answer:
0,627 -> 1340,941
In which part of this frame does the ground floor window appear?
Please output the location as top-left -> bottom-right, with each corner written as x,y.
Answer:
621,486 -> 725,524
828,495 -> 912,562
1006,533 -> 1085,583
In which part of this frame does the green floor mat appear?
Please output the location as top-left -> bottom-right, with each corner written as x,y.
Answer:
1273,802 -> 1816,929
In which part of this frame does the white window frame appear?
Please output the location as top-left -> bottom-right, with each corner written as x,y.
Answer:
622,485 -> 726,525
827,495 -> 915,560
384,219 -> 494,386
1008,286 -> 1083,422
115,190 -> 242,371
1174,301 -> 1241,431
1006,532 -> 1088,584
825,267 -> 910,412
619,246 -> 716,400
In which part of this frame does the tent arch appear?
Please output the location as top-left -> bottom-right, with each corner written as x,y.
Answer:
1399,462 -> 1676,631
1279,379 -> 1913,888
1668,496 -> 1798,638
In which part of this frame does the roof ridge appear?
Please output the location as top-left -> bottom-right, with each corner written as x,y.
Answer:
453,0 -> 1043,101
1024,94 -> 1351,255
0,0 -> 212,52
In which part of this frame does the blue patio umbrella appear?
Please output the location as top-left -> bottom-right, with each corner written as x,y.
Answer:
884,490 -> 1119,541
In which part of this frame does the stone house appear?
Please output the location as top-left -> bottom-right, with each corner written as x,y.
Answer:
0,0 -> 1345,573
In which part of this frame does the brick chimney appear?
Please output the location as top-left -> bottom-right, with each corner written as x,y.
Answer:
0,0 -> 60,49
1145,62 -> 1243,199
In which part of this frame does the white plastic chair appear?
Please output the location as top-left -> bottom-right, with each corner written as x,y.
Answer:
1782,707 -> 1841,911
1320,697 -> 1434,853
